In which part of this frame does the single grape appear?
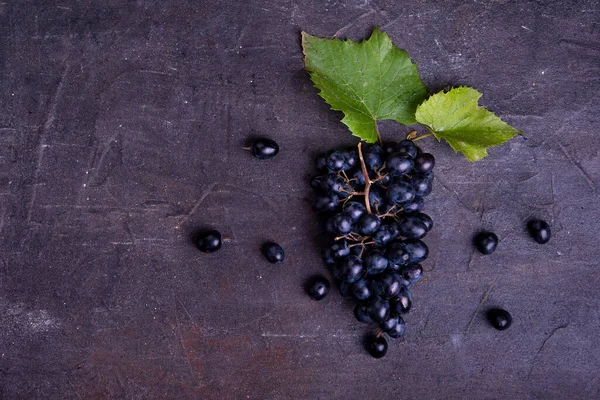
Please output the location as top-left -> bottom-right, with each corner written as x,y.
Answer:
329,240 -> 350,259
195,230 -> 222,253
396,140 -> 418,158
367,296 -> 390,322
322,248 -> 335,265
416,212 -> 433,231
326,150 -> 346,172
365,335 -> 388,359
391,287 -> 412,314
487,308 -> 512,331
411,174 -> 433,197
373,225 -> 394,246
357,214 -> 381,235
402,196 -> 424,213
344,201 -> 366,222
352,279 -> 372,301
261,242 -> 284,264
312,194 -> 338,213
379,313 -> 399,332
354,303 -> 373,324
338,255 -> 364,283
404,239 -> 429,263
401,264 -> 423,286
413,153 -> 435,173
251,138 -> 279,160
364,150 -> 382,171
367,143 -> 384,155
368,185 -> 386,212
386,316 -> 406,338
364,249 -> 389,275
387,181 -> 416,205
473,232 -> 498,255
330,213 -> 353,236
527,219 -> 551,244
386,152 -> 414,175
386,241 -> 410,268
382,141 -> 398,156
387,221 -> 400,239
342,148 -> 358,168
306,276 -> 330,301
397,216 -> 428,239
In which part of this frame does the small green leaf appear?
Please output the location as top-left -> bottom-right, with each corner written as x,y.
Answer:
302,28 -> 428,143
415,87 -> 522,161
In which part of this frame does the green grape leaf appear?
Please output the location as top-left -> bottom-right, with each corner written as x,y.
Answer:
301,27 -> 428,143
415,87 -> 522,161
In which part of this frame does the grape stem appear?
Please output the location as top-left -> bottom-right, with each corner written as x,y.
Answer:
357,142 -> 372,214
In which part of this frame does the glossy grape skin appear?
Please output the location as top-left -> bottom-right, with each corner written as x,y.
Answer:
386,316 -> 406,338
329,240 -> 350,259
365,335 -> 388,358
411,174 -> 433,197
357,214 -> 381,235
338,255 -> 364,283
391,287 -> 412,314
342,149 -> 358,168
404,239 -> 429,263
383,142 -> 397,156
474,232 -> 498,255
413,153 -> 435,173
196,230 -> 223,253
326,150 -> 346,171
387,181 -> 416,205
354,303 -> 373,324
416,212 -> 433,231
261,242 -> 284,264
401,264 -> 423,286
306,276 -> 330,301
364,151 -> 382,171
372,272 -> 402,298
344,201 -> 366,222
364,249 -> 389,275
387,221 -> 400,239
402,196 -> 424,213
330,213 -> 353,236
386,152 -> 414,175
396,140 -> 418,158
380,313 -> 399,332
312,195 -> 338,213
349,167 -> 366,185
528,220 -> 551,244
251,138 -> 279,160
487,308 -> 512,331
397,216 -> 428,239
367,296 -> 390,322
386,241 -> 410,267
368,185 -> 386,212
373,225 -> 394,246
352,279 -> 372,301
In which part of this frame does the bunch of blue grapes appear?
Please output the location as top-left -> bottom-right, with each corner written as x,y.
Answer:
309,139 -> 435,358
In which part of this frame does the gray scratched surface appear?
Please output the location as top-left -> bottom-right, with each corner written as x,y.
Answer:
1,0 -> 599,399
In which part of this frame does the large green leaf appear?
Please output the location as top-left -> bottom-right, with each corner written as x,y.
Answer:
415,87 -> 522,161
302,27 -> 428,143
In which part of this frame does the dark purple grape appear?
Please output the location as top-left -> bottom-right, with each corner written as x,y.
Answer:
261,242 -> 284,264
367,296 -> 390,322
365,335 -> 388,358
326,150 -> 345,172
397,215 -> 428,239
380,313 -> 399,332
352,279 -> 372,301
413,153 -> 435,173
357,214 -> 380,235
387,181 -> 416,205
344,201 -> 366,222
330,213 -> 353,236
306,276 -> 330,301
411,174 -> 433,197
373,225 -> 394,246
386,241 -> 410,268
396,140 -> 417,158
312,194 -> 338,213
404,239 -> 429,263
527,220 -> 551,244
386,316 -> 406,338
473,231 -> 498,255
354,303 -> 372,324
338,255 -> 364,283
251,138 -> 279,160
487,308 -> 512,331
402,196 -> 424,213
401,264 -> 423,286
391,287 -> 412,314
386,152 -> 414,175
364,249 -> 389,275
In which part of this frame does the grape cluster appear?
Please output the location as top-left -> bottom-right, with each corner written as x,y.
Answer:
310,139 -> 435,357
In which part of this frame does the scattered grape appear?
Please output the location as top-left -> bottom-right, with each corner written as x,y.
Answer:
365,335 -> 388,358
527,219 -> 551,244
487,308 -> 512,331
306,276 -> 331,301
195,230 -> 222,253
261,242 -> 284,264
474,231 -> 499,255
250,138 -> 279,160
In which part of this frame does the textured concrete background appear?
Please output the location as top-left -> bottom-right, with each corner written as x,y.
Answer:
1,0 -> 599,399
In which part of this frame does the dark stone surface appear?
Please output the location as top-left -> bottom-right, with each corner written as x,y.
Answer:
1,1 -> 599,399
